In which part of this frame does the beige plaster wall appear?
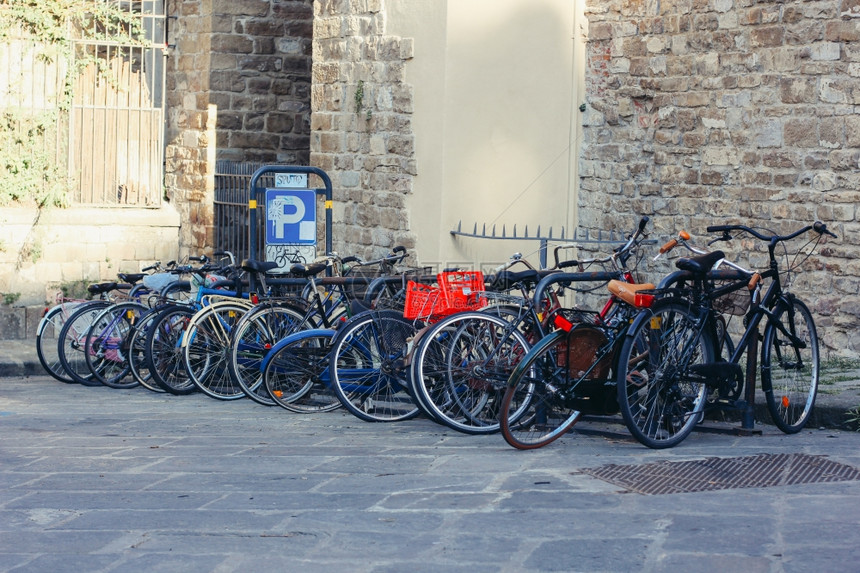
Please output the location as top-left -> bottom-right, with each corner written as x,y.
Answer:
0,206 -> 181,306
387,0 -> 584,271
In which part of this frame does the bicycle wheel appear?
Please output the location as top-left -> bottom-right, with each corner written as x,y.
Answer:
499,329 -> 585,449
229,301 -> 308,405
761,297 -> 819,433
146,305 -> 197,395
264,329 -> 342,413
616,298 -> 713,449
36,302 -> 83,383
127,308 -> 165,392
329,309 -> 420,422
183,302 -> 249,400
411,311 -> 531,434
57,300 -> 113,386
84,301 -> 147,389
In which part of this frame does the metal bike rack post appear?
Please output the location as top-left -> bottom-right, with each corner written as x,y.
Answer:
247,165 -> 333,264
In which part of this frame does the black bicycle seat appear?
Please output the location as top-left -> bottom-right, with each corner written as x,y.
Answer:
675,251 -> 725,275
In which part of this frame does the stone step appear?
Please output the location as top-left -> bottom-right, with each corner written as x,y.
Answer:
0,305 -> 46,340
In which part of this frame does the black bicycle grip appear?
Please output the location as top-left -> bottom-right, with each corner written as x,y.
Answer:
342,256 -> 360,264
813,221 -> 838,238
638,216 -> 649,232
141,263 -> 158,272
392,246 -> 407,254
706,225 -> 733,233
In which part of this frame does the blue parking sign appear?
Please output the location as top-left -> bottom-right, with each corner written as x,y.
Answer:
265,189 -> 316,245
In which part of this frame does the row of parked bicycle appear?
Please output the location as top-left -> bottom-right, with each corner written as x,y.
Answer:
34,216 -> 837,450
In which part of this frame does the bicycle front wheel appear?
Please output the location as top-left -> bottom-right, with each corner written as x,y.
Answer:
329,310 -> 420,422
229,301 -> 308,405
183,302 -> 249,400
57,300 -> 113,386
616,299 -> 712,449
499,330 -> 581,449
411,311 -> 531,435
761,297 -> 819,433
36,302 -> 83,383
84,302 -> 148,389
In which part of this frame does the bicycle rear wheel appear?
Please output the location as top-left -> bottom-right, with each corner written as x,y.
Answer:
761,297 -> 819,433
616,298 -> 712,449
329,309 -> 420,422
264,330 -> 341,413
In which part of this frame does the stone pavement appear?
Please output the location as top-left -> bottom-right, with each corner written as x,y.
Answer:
2,370 -> 860,572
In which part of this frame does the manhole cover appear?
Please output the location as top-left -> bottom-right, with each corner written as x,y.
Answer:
578,453 -> 860,495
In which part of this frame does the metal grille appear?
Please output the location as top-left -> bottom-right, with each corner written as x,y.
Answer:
70,0 -> 167,206
214,161 -> 274,261
577,453 -> 860,495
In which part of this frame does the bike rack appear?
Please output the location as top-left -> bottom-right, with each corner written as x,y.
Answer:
247,165 -> 333,263
450,221 -> 630,269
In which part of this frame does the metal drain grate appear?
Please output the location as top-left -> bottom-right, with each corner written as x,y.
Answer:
578,453 -> 860,495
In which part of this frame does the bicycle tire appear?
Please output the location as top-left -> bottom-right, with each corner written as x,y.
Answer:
183,302 -> 250,400
411,311 -> 531,434
127,308 -> 165,392
56,300 -> 113,386
616,298 -> 712,449
264,329 -> 342,413
145,305 -> 197,395
498,329 -> 588,449
229,301 -> 308,406
36,302 -> 83,383
761,297 -> 819,433
328,309 -> 420,422
84,301 -> 148,389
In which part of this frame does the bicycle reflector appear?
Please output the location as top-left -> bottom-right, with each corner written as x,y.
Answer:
553,314 -> 574,332
634,292 -> 655,308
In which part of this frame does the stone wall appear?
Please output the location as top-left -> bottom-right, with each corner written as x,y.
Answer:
164,0 -> 313,257
310,0 -> 418,260
579,0 -> 860,356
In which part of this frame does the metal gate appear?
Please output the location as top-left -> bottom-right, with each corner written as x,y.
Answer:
69,0 -> 167,206
214,161 -> 272,260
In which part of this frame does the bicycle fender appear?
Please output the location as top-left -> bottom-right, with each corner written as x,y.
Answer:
259,328 -> 335,372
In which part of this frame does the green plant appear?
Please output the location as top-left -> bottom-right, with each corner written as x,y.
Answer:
57,279 -> 91,300
2,292 -> 21,305
354,80 -> 372,120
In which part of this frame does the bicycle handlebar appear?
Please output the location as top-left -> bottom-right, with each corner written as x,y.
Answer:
706,221 -> 837,242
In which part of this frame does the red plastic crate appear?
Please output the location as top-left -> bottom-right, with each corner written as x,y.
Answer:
403,271 -> 486,321
438,270 -> 486,313
403,280 -> 444,320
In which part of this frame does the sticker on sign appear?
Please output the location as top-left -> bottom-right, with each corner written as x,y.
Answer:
275,173 -> 308,189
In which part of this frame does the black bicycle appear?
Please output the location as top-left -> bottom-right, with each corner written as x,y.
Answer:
615,221 -> 837,448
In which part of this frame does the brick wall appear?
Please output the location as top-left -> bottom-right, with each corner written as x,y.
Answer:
164,0 -> 313,256
579,0 -> 860,356
310,0 -> 418,260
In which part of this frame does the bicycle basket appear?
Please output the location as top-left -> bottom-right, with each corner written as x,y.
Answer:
711,280 -> 751,316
